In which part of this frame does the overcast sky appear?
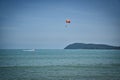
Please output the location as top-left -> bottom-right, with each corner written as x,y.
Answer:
0,0 -> 120,49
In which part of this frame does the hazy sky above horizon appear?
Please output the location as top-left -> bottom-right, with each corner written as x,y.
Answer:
0,0 -> 120,49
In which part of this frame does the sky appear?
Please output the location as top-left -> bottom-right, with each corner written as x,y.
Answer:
0,0 -> 120,49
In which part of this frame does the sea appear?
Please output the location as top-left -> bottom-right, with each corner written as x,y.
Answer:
0,49 -> 120,80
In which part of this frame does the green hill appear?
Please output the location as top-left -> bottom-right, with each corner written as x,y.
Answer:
64,43 -> 120,50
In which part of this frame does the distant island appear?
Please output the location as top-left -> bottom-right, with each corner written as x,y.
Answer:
64,43 -> 120,50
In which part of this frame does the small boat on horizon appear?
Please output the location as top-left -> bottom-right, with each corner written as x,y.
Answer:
23,49 -> 35,51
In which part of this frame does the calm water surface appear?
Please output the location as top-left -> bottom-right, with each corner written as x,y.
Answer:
0,49 -> 120,80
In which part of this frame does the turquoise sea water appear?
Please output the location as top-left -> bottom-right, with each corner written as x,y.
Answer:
0,49 -> 120,80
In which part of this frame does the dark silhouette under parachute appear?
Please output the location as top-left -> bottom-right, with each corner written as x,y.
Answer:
65,19 -> 71,27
